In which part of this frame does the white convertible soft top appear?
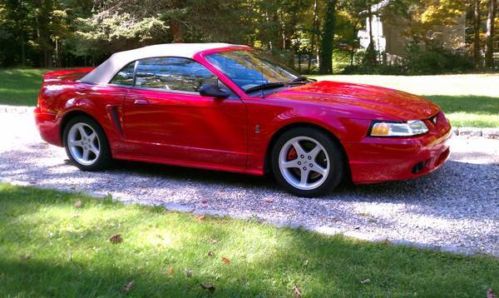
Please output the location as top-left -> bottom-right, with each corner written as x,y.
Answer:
80,43 -> 234,84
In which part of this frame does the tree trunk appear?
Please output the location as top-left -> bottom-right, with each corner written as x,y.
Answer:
170,20 -> 184,42
55,38 -> 59,67
365,4 -> 377,65
298,53 -> 302,73
21,36 -> 26,66
474,0 -> 482,68
319,0 -> 337,74
308,0 -> 320,72
485,0 -> 497,68
350,22 -> 358,67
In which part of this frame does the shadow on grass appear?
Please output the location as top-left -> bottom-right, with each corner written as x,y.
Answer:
0,185 -> 497,297
426,95 -> 499,114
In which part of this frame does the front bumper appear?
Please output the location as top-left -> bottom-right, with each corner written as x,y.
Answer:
346,115 -> 452,184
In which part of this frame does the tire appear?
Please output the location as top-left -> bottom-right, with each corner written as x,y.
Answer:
63,115 -> 112,171
271,127 -> 345,197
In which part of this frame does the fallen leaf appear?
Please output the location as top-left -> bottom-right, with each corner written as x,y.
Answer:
185,269 -> 193,278
488,288 -> 497,298
293,285 -> 302,298
166,266 -> 174,276
121,280 -> 134,293
196,215 -> 205,221
200,282 -> 216,293
221,256 -> 231,264
208,251 -> 215,257
74,200 -> 83,208
109,234 -> 123,244
361,278 -> 371,284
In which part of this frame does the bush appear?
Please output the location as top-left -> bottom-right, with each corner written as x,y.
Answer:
342,63 -> 406,75
404,43 -> 474,75
342,43 -> 474,75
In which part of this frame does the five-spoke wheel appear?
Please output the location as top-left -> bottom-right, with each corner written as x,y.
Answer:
63,116 -> 111,171
278,136 -> 330,191
67,123 -> 101,166
272,127 -> 345,197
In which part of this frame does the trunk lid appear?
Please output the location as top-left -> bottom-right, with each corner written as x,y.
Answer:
43,67 -> 94,83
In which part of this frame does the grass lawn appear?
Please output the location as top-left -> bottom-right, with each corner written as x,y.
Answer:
427,95 -> 499,128
0,68 -> 497,127
0,68 -> 46,106
0,183 -> 498,297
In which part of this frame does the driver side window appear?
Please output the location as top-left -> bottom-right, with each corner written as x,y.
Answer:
134,57 -> 219,93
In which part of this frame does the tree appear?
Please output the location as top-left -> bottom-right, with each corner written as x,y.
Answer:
364,1 -> 377,66
319,0 -> 337,74
337,0 -> 372,67
474,0 -> 482,68
308,0 -> 321,71
0,0 -> 33,66
485,0 -> 496,68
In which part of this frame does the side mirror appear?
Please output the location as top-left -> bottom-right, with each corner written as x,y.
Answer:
199,83 -> 230,99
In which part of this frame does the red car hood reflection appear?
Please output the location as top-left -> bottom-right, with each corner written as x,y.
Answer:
268,81 -> 440,120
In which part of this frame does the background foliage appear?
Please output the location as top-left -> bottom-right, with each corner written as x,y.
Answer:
0,0 -> 497,74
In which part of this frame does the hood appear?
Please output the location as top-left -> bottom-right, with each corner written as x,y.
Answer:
267,81 -> 440,120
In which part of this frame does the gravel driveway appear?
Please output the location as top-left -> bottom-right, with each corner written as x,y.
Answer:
1,110 -> 498,257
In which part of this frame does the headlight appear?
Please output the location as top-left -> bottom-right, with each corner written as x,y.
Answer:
369,120 -> 428,137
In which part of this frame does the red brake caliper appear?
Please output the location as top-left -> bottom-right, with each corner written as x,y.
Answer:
287,147 -> 297,161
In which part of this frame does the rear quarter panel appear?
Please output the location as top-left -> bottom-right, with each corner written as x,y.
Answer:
37,77 -> 126,152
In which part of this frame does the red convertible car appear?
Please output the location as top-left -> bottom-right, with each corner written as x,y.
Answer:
35,43 -> 451,196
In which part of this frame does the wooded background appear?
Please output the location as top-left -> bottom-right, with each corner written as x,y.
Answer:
0,0 -> 497,74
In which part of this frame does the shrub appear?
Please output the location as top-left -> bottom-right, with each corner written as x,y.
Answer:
404,43 -> 474,75
342,43 -> 474,75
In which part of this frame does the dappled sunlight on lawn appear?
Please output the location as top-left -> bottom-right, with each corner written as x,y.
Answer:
445,112 -> 499,128
0,184 -> 497,296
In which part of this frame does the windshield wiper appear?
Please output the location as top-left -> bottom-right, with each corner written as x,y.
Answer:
244,82 -> 286,93
289,76 -> 317,84
244,77 -> 316,93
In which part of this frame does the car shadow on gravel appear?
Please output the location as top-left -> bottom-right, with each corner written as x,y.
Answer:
1,149 -> 497,210
110,158 -> 498,208
110,159 -> 274,189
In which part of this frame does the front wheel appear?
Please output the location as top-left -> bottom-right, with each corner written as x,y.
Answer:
271,128 -> 345,197
63,116 -> 111,171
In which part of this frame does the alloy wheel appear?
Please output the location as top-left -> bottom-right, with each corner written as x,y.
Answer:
67,123 -> 101,166
278,136 -> 330,191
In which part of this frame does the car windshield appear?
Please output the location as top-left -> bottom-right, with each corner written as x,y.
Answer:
205,50 -> 299,92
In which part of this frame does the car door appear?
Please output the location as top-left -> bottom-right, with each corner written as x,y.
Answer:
120,57 -> 248,171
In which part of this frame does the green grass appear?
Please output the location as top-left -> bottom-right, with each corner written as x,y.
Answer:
427,95 -> 499,128
0,68 -> 46,106
0,183 -> 497,297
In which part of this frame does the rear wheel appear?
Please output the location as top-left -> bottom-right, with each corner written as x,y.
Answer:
271,127 -> 345,197
63,116 -> 111,171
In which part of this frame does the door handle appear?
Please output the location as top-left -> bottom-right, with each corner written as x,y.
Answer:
132,98 -> 150,105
